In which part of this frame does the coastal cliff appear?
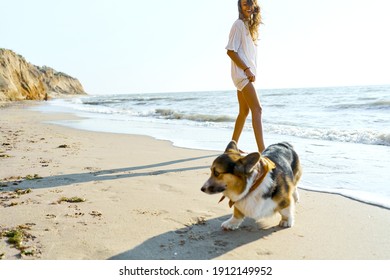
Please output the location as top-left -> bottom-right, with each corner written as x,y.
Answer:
0,49 -> 87,101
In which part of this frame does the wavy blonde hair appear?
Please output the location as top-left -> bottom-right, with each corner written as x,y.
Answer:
238,0 -> 262,42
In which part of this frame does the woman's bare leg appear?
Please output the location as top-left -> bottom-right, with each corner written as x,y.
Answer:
232,90 -> 249,144
240,82 -> 265,152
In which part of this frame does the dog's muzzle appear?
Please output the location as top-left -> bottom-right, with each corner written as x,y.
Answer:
201,185 -> 226,194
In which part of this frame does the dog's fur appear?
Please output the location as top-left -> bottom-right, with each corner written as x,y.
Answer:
201,141 -> 302,230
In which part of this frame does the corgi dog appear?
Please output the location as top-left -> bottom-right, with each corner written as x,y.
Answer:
201,141 -> 302,230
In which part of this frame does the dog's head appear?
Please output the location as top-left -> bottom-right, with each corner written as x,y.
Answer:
201,141 -> 261,199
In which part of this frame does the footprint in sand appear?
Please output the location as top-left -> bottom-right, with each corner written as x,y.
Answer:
256,249 -> 273,256
89,211 -> 102,218
158,184 -> 181,193
65,212 -> 85,218
134,209 -> 167,216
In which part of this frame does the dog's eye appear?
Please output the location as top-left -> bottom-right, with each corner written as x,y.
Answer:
213,170 -> 220,177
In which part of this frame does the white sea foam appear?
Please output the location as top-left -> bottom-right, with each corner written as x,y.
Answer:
299,184 -> 390,209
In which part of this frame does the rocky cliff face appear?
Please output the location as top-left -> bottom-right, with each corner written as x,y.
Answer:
0,49 -> 87,101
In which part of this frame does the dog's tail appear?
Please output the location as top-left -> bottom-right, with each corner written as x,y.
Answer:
292,156 -> 302,186
288,145 -> 302,186
293,164 -> 302,186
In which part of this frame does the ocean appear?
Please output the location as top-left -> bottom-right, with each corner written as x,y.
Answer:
34,85 -> 390,209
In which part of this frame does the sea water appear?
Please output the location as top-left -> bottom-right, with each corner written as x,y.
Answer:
34,85 -> 390,209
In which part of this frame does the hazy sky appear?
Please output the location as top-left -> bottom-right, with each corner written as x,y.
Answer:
1,0 -> 389,95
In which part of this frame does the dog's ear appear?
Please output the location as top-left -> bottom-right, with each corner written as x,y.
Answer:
242,152 -> 261,173
260,157 -> 276,170
237,152 -> 260,174
224,140 -> 239,153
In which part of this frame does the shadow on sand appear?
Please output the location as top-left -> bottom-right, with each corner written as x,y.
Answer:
108,216 -> 282,260
3,154 -> 218,190
3,153 -> 284,259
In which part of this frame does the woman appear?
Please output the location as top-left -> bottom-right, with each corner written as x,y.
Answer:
226,0 -> 264,152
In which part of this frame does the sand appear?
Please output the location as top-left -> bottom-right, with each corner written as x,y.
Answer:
0,102 -> 390,260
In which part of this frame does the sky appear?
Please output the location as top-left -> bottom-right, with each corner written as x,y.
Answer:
1,0 -> 390,95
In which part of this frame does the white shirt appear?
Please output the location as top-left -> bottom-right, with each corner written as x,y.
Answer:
225,19 -> 257,91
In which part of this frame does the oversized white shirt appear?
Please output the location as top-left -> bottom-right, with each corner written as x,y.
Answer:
225,19 -> 257,91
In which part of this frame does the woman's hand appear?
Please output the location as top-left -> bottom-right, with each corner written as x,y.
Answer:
226,50 -> 256,83
244,68 -> 256,82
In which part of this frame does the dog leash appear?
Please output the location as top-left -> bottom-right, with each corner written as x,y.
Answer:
218,157 -> 276,208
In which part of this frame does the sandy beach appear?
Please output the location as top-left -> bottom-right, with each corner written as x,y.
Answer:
1,102 -> 390,260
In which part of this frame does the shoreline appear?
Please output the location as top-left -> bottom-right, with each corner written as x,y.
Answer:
35,97 -> 390,210
1,102 -> 390,260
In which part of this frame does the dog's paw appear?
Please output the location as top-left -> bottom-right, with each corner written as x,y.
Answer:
221,217 -> 243,231
279,218 -> 294,228
221,222 -> 240,231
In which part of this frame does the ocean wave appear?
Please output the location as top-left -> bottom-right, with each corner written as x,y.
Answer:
266,124 -> 390,146
371,100 -> 390,108
80,96 -> 200,107
359,86 -> 390,93
330,100 -> 390,110
66,101 -> 390,146
64,90 -> 390,147
64,102 -> 138,116
129,96 -> 198,102
154,109 -> 235,123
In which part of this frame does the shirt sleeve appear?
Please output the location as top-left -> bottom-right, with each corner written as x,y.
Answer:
225,20 -> 242,52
